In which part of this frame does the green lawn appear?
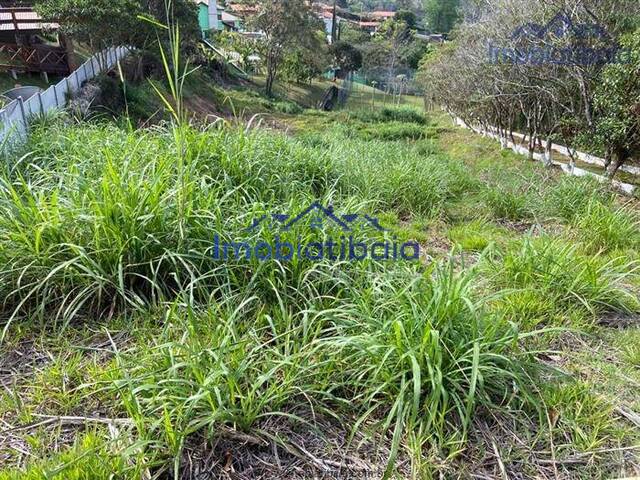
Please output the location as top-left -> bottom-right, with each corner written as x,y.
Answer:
0,72 -> 60,95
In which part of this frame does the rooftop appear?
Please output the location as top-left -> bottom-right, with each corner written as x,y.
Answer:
0,7 -> 58,32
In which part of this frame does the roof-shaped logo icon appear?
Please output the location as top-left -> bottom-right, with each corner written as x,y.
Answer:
244,202 -> 388,233
510,11 -> 610,41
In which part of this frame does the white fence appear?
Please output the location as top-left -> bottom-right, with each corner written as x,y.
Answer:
453,116 -> 637,196
0,46 -> 129,151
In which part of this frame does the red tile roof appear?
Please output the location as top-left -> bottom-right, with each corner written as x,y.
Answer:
370,11 -> 395,19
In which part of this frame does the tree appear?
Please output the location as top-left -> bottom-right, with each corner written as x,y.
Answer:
419,0 -> 640,178
282,41 -> 329,83
395,10 -> 418,29
424,0 -> 460,33
340,22 -> 372,44
401,38 -> 431,69
36,0 -> 200,54
250,0 -> 325,97
377,17 -> 414,92
591,29 -> 640,177
215,30 -> 258,70
330,41 -> 363,76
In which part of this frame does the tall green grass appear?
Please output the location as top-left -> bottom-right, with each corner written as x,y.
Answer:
486,236 -> 640,318
105,261 -> 543,477
0,110 -> 552,477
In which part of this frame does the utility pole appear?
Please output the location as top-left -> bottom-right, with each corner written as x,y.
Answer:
331,0 -> 337,44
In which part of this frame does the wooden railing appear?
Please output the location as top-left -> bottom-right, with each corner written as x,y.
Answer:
0,43 -> 70,75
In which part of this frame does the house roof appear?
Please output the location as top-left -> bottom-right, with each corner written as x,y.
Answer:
227,3 -> 259,16
221,11 -> 240,22
0,8 -> 58,32
370,11 -> 395,19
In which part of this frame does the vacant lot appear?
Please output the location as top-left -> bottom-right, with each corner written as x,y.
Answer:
0,103 -> 638,479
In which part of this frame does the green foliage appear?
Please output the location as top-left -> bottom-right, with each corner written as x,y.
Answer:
359,121 -> 426,140
3,88 -> 640,479
401,38 -> 432,69
0,111 -> 553,477
213,30 -> 259,70
590,28 -> 640,171
250,0 -> 326,95
483,186 -> 532,221
542,382 -> 623,452
447,220 -> 511,252
543,177 -> 612,222
35,0 -> 200,53
272,100 -> 304,114
424,0 -> 460,33
348,105 -> 428,124
281,44 -> 328,84
487,236 -> 640,316
0,432 -> 135,480
324,261 -> 543,456
329,41 -> 363,74
575,199 -> 640,252
395,9 -> 418,29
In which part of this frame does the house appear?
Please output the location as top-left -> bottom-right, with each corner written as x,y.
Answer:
226,2 -> 259,20
370,11 -> 395,22
193,0 -> 222,36
220,10 -> 242,31
0,1 -> 74,77
312,2 -> 397,37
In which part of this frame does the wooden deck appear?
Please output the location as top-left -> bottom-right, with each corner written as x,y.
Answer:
0,6 -> 70,75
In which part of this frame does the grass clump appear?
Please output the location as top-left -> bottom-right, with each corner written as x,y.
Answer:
542,382 -> 624,452
347,106 -> 428,125
575,199 -> 640,252
483,186 -> 532,221
447,219 -> 512,252
486,236 -> 640,318
0,431 -> 135,480
326,262 -> 542,456
358,121 -> 426,141
543,176 -> 612,222
105,262 -> 544,477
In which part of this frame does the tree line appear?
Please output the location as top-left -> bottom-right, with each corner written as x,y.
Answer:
420,0 -> 640,178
